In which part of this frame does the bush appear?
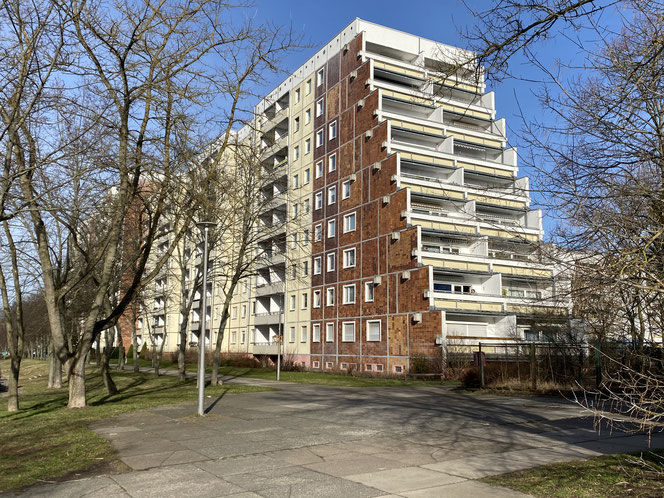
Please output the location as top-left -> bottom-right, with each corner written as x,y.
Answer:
410,354 -> 432,374
461,367 -> 481,388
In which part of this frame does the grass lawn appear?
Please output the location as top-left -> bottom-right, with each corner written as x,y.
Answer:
116,357 -> 457,387
484,448 -> 664,497
0,359 -> 273,493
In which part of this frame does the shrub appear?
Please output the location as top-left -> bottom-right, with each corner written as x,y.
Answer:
410,354 -> 431,374
461,367 -> 481,388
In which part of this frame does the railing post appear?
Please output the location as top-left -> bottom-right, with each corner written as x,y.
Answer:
530,342 -> 537,390
479,342 -> 485,388
595,339 -> 602,388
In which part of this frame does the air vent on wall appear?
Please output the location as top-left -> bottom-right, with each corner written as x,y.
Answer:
349,70 -> 357,80
382,195 -> 390,205
372,162 -> 381,171
412,312 -> 422,324
391,231 -> 400,241
402,270 -> 411,281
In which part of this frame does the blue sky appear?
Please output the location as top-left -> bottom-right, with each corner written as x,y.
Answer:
247,1 -> 621,236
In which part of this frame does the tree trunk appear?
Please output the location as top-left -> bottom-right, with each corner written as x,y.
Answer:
100,328 -> 118,395
7,356 -> 21,412
210,315 -> 228,386
67,356 -> 87,409
117,344 -> 125,370
48,342 -> 62,389
178,323 -> 187,381
132,334 -> 139,373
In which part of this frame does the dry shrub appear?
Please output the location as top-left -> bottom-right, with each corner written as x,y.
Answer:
461,367 -> 481,388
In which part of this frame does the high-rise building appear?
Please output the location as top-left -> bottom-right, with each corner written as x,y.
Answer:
137,19 -> 565,372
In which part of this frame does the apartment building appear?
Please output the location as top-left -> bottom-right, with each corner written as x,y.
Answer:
135,19 -> 565,372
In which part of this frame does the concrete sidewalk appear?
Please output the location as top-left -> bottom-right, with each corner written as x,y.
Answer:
11,377 -> 664,497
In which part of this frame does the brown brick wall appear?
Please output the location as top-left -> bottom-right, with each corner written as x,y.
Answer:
304,33 -> 441,371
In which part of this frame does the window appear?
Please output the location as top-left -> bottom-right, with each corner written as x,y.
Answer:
295,88 -> 301,103
305,138 -> 311,154
293,203 -> 299,218
329,121 -> 337,140
314,256 -> 322,275
289,326 -> 295,343
328,153 -> 336,172
325,322 -> 334,342
316,129 -> 324,147
342,180 -> 351,199
328,185 -> 336,204
343,212 -> 356,233
342,322 -> 356,342
376,364 -> 384,372
313,359 -> 320,368
305,108 -> 311,124
292,233 -> 298,249
293,145 -> 299,161
315,191 -> 323,209
326,252 -> 335,271
304,229 -> 309,245
394,365 -> 404,374
367,320 -> 381,341
343,284 -> 355,304
343,248 -> 356,268
325,361 -> 333,369
306,79 -> 312,95
289,294 -> 296,311
315,160 -> 323,178
304,198 -> 310,213
301,293 -> 308,309
294,117 -> 300,132
365,282 -> 375,302
301,326 -> 308,343
302,261 -> 309,276
231,331 -> 237,344
316,98 -> 324,117
241,330 -> 246,344
291,264 -> 297,280
326,287 -> 335,306
313,324 -> 320,343
327,219 -> 336,238
241,304 -> 246,318
314,224 -> 322,242
304,168 -> 310,184
366,364 -> 372,372
313,290 -> 321,308
316,68 -> 324,86
232,307 -> 238,319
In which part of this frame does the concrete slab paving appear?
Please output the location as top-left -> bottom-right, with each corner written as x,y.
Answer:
401,480 -> 532,497
346,467 -> 466,494
304,453 -> 408,477
14,377 -> 664,497
423,455 -> 542,479
110,464 -> 243,498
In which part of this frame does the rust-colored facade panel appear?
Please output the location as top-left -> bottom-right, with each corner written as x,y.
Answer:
341,32 -> 363,79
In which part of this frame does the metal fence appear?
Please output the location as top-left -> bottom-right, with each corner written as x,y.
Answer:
444,341 -> 664,389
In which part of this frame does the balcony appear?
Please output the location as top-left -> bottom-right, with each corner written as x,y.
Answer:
255,282 -> 285,297
253,311 -> 283,326
251,342 -> 280,355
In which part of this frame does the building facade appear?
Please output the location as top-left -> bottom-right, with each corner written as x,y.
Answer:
136,19 -> 565,372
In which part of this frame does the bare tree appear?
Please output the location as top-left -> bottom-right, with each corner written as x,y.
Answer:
457,0 -> 664,443
4,0 -> 300,409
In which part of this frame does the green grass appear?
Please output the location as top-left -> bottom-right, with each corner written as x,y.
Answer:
484,449 -> 664,497
0,360 -> 273,493
115,357 -> 458,387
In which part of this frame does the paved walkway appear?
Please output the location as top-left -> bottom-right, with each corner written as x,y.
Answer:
11,376 -> 664,497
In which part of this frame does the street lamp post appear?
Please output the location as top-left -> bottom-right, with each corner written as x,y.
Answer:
196,221 -> 215,416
